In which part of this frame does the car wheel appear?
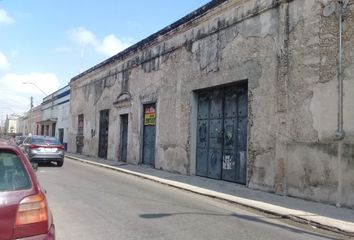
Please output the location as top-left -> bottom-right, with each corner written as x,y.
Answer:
57,161 -> 64,167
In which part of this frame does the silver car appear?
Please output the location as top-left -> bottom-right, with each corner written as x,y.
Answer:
21,135 -> 64,167
15,135 -> 26,145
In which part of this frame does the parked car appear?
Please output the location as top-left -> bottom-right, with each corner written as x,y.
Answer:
21,135 -> 64,167
15,135 -> 26,146
0,139 -> 55,239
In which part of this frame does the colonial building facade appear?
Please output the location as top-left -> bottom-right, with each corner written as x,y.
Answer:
68,0 -> 354,208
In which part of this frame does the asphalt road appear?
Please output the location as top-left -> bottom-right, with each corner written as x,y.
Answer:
36,158 -> 345,240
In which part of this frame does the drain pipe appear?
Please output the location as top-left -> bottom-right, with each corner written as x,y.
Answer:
335,0 -> 349,208
335,0 -> 345,140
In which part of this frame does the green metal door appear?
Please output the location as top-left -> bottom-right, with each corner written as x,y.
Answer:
196,83 -> 248,184
142,104 -> 156,166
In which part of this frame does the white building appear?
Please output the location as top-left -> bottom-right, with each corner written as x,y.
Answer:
4,114 -> 21,135
40,85 -> 70,149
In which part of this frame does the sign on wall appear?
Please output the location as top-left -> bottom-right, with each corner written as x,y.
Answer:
144,105 -> 156,126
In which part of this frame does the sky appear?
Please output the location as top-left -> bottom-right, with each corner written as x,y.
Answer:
0,0 -> 211,123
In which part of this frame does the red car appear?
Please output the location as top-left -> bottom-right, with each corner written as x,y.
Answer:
0,139 -> 55,240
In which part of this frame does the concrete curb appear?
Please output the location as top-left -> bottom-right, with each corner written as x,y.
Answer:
66,155 -> 354,237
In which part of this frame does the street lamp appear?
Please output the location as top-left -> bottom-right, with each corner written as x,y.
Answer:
22,82 -> 48,96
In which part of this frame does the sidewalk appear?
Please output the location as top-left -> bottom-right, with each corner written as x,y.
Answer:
65,153 -> 354,237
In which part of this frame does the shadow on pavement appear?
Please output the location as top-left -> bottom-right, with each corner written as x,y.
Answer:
139,212 -> 342,240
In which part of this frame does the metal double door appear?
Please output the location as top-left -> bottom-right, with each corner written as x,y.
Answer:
196,84 -> 248,184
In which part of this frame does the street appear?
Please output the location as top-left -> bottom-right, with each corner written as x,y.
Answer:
37,158 -> 344,240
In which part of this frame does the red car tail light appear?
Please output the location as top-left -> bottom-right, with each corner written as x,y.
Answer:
57,145 -> 65,150
13,192 -> 49,239
29,144 -> 40,149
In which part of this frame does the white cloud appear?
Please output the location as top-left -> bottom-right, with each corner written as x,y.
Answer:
70,27 -> 96,45
97,34 -> 132,56
0,9 -> 14,27
69,27 -> 134,57
0,72 -> 60,119
1,72 -> 60,95
0,51 -> 10,71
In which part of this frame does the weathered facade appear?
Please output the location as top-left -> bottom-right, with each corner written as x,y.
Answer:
40,85 -> 70,148
68,0 -> 354,208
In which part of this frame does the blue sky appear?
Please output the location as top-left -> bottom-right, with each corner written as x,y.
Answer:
0,0 -> 210,122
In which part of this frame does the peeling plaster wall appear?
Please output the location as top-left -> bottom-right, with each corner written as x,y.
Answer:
341,1 -> 354,208
284,0 -> 354,208
68,0 -> 354,208
68,68 -> 122,159
287,143 -> 339,203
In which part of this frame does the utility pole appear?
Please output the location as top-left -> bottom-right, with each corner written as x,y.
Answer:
29,96 -> 33,135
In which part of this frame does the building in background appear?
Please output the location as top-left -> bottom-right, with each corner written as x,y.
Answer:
17,105 -> 42,136
8,85 -> 70,147
40,85 -> 70,148
4,114 -> 21,136
0,121 -> 4,135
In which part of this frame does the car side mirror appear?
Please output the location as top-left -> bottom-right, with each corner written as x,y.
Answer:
31,162 -> 38,172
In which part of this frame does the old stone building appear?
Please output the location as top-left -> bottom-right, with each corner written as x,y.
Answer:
68,0 -> 354,208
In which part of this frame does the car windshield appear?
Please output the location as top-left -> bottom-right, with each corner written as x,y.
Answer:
32,137 -> 61,145
0,151 -> 31,191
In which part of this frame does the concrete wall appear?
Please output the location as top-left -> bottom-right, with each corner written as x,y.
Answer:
68,0 -> 354,208
31,106 -> 41,135
57,106 -> 70,143
282,0 -> 354,207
